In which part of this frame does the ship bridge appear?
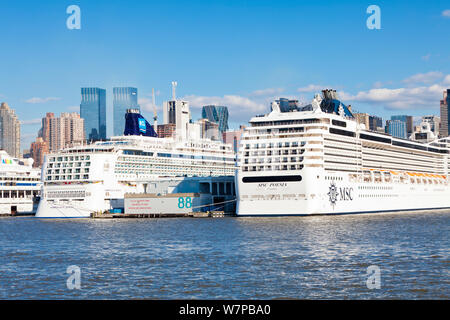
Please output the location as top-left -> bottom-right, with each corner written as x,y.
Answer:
269,89 -> 354,119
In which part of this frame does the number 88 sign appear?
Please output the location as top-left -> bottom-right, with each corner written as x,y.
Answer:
178,197 -> 192,209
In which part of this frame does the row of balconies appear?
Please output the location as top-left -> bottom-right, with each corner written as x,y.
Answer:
47,168 -> 89,174
244,141 -> 307,149
245,149 -> 306,157
46,175 -> 89,181
242,164 -> 304,172
47,162 -> 91,169
244,156 -> 305,164
49,155 -> 91,162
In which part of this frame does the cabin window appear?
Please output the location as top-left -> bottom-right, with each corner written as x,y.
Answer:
332,119 -> 347,127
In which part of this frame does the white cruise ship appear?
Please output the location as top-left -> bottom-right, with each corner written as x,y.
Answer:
236,89 -> 450,216
36,109 -> 236,218
0,150 -> 41,215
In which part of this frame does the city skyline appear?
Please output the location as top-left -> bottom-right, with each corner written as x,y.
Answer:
2,84 -> 450,157
80,87 -> 106,141
113,87 -> 139,136
0,1 -> 450,150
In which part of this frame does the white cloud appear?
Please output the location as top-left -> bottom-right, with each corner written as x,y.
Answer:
183,94 -> 267,119
340,85 -> 445,110
443,75 -> 450,85
25,97 -> 60,104
250,88 -> 284,97
340,71 -> 450,111
20,119 -> 41,125
402,71 -> 443,85
138,98 -> 160,112
442,9 -> 450,18
297,84 -> 326,93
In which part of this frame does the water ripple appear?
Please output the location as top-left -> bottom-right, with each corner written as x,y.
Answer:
0,212 -> 448,299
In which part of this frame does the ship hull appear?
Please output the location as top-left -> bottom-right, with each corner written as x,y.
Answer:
35,200 -> 92,218
236,169 -> 450,216
35,183 -> 122,218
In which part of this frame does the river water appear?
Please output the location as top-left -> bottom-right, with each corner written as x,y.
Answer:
0,212 -> 448,299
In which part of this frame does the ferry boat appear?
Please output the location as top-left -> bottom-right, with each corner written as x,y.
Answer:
36,109 -> 236,218
236,89 -> 450,216
0,150 -> 41,215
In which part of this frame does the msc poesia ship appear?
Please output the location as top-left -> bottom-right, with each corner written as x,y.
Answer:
236,89 -> 450,216
36,105 -> 235,218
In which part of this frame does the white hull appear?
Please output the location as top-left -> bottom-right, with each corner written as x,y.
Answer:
0,199 -> 36,215
35,182 -> 128,218
236,169 -> 450,216
35,200 -> 92,218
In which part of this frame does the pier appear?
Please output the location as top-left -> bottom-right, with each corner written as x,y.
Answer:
91,211 -> 232,219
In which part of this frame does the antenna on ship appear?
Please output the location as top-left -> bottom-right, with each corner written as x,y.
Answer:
171,81 -> 177,101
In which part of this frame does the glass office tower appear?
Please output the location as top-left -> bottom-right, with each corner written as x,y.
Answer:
201,105 -> 229,134
80,88 -> 106,141
386,119 -> 407,139
113,87 -> 139,136
391,115 -> 413,135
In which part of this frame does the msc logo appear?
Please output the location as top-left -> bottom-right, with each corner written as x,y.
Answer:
327,182 -> 353,208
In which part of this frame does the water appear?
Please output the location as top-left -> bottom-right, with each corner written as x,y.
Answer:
0,212 -> 448,299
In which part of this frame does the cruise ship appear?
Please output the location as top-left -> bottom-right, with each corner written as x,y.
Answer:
0,150 -> 41,215
236,89 -> 450,216
36,108 -> 236,218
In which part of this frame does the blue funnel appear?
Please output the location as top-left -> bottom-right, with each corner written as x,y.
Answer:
124,109 -> 158,137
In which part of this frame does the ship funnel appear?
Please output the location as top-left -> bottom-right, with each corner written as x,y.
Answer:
322,89 -> 339,100
124,109 -> 158,137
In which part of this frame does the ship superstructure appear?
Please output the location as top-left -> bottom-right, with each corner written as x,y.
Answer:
36,108 -> 235,218
0,150 -> 41,215
236,90 -> 450,216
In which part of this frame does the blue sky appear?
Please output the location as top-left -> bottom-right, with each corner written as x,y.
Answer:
0,0 -> 449,151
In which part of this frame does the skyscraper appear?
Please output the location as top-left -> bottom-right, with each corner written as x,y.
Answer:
0,102 -> 20,158
157,123 -> 177,138
80,88 -> 106,141
369,115 -> 383,131
163,100 -> 190,141
201,105 -> 229,134
47,113 -> 85,151
386,120 -> 407,139
40,112 -> 54,145
354,113 -> 370,129
391,115 -> 413,136
439,89 -> 450,137
223,125 -> 246,153
32,112 -> 84,158
113,87 -> 139,136
30,137 -> 48,168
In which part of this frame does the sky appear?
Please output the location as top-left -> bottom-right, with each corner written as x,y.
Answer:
0,0 -> 449,152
